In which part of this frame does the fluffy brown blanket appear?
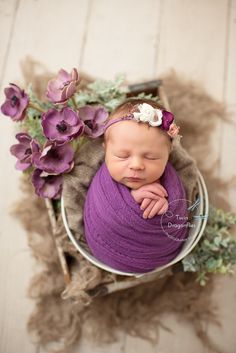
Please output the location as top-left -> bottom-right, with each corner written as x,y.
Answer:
12,58 -> 232,353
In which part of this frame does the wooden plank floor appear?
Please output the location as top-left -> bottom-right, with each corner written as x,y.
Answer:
0,0 -> 235,352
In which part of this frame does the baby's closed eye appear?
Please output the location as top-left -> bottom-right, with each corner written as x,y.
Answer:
115,154 -> 129,159
144,156 -> 160,160
114,154 -> 161,160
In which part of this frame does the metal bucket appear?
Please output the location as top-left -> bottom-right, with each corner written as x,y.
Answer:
61,169 -> 209,278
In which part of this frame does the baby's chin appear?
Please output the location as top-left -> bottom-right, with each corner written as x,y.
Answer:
120,179 -> 146,190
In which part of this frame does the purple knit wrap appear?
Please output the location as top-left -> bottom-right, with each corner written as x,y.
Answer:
83,161 -> 189,273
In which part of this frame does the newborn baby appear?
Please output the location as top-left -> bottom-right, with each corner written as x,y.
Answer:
83,98 -> 188,273
102,99 -> 177,219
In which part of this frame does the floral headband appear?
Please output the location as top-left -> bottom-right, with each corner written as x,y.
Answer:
103,103 -> 180,139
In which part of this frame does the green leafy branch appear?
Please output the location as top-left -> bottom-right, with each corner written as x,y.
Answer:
73,74 -> 127,111
182,205 -> 236,286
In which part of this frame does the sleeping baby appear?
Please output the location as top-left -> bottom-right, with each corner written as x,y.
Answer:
83,98 -> 189,273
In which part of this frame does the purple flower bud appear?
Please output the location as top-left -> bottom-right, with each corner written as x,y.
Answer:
32,169 -> 63,199
161,110 -> 174,131
41,107 -> 84,143
32,141 -> 74,175
1,83 -> 29,121
46,68 -> 79,104
78,105 -> 108,138
10,133 -> 40,171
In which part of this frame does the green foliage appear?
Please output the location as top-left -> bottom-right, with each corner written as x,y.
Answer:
182,205 -> 236,286
73,74 -> 128,111
19,84 -> 53,145
20,112 -> 46,146
134,92 -> 161,103
27,83 -> 53,110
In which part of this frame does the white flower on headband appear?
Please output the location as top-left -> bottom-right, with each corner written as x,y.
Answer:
133,103 -> 163,127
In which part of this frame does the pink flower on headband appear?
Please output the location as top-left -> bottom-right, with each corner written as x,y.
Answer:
161,110 -> 174,131
167,123 -> 180,138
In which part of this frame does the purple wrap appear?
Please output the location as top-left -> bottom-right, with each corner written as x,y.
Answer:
83,161 -> 189,273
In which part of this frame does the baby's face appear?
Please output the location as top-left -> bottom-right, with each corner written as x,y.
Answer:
103,120 -> 171,190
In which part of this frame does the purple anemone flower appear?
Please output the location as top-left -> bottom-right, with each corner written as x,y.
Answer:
10,133 -> 40,171
1,83 -> 29,121
32,141 -> 74,175
46,68 -> 79,104
32,169 -> 63,199
78,105 -> 108,138
161,110 -> 175,131
41,107 -> 84,143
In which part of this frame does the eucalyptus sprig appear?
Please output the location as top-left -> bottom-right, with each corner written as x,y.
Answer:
182,205 -> 236,285
73,74 -> 127,111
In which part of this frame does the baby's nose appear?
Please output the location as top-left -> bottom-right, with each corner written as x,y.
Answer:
129,157 -> 144,170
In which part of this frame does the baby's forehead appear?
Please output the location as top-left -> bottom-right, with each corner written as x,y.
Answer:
104,119 -> 171,153
107,119 -> 164,139
108,126 -> 164,148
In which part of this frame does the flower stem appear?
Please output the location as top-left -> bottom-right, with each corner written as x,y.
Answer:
71,96 -> 78,110
28,102 -> 45,113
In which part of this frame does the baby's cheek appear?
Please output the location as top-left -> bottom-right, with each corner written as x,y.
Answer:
107,161 -> 124,182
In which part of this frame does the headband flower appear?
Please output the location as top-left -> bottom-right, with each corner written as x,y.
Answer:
103,103 -> 181,139
133,103 -> 180,138
133,103 -> 163,126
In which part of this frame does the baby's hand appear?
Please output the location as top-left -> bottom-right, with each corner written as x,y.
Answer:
130,182 -> 168,204
130,181 -> 168,219
141,197 -> 168,219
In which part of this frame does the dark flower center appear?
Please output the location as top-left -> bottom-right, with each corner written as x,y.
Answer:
11,95 -> 19,107
85,120 -> 93,129
56,121 -> 68,133
49,149 -> 60,160
25,148 -> 31,155
46,175 -> 55,183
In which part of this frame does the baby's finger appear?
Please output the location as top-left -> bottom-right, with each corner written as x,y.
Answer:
152,183 -> 168,197
140,198 -> 152,210
138,190 -> 161,201
143,200 -> 156,218
142,183 -> 168,198
131,189 -> 159,203
158,201 -> 169,215
147,199 -> 164,218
